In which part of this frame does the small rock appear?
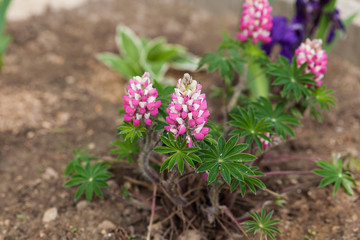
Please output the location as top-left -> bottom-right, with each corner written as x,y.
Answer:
178,230 -> 205,240
65,76 -> 75,84
42,168 -> 58,180
56,112 -> 70,125
98,220 -> 116,230
42,207 -> 58,223
46,54 -> 64,65
76,200 -> 88,211
4,220 -> 10,227
123,208 -> 131,216
88,142 -> 96,150
26,131 -> 35,139
331,226 -> 340,233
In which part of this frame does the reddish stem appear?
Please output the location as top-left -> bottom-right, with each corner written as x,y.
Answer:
263,170 -> 314,176
264,153 -> 326,162
146,184 -> 158,240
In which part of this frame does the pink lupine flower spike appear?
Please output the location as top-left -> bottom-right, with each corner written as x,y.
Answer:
295,39 -> 328,87
237,0 -> 273,44
165,73 -> 210,147
123,72 -> 161,127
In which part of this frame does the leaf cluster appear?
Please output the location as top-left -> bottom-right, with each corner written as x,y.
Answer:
110,135 -> 140,163
242,208 -> 281,240
118,122 -> 147,142
229,107 -> 272,150
267,56 -> 316,100
64,161 -> 112,201
198,34 -> 244,84
65,147 -> 98,176
197,136 -> 265,195
97,25 -> 198,82
313,156 -> 356,196
253,97 -> 300,139
154,133 -> 200,174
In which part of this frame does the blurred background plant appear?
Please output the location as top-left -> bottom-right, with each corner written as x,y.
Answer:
0,0 -> 11,71
263,0 -> 357,61
97,25 -> 199,84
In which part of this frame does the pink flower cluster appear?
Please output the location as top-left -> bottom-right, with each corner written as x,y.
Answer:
237,0 -> 273,44
295,39 -> 328,87
165,74 -> 210,147
123,72 -> 161,126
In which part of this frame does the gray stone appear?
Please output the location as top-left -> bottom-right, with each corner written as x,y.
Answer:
98,220 -> 116,230
42,207 -> 58,223
76,200 -> 88,211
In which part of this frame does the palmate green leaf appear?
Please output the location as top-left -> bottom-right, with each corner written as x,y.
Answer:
64,147 -> 98,176
156,133 -> 199,174
253,97 -> 300,139
229,107 -> 272,150
312,85 -> 336,112
197,136 -> 264,192
65,162 -> 113,202
110,135 -> 140,163
313,156 -> 357,196
118,123 -> 147,142
242,208 -> 281,240
198,34 -> 245,82
267,56 -> 316,100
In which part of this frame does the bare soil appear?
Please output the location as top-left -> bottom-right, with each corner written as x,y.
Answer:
1,0 -> 360,239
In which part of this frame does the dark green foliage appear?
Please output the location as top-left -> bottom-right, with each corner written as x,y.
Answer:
229,107 -> 272,150
253,97 -> 300,139
267,56 -> 316,100
313,157 -> 356,196
118,122 -> 147,142
110,135 -> 140,163
154,133 -> 200,174
64,161 -> 112,201
196,136 -> 264,194
65,147 -> 98,176
198,33 -> 244,84
242,208 -> 281,240
311,85 -> 336,112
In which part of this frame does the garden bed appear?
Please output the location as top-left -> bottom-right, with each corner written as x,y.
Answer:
1,0 -> 360,239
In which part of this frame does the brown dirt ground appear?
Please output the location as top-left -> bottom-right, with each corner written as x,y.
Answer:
1,0 -> 360,239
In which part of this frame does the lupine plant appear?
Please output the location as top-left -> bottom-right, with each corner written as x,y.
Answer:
64,0 -> 357,239
0,0 -> 11,71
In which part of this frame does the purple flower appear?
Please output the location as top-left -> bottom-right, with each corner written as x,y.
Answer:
262,0 -> 345,60
262,16 -> 303,60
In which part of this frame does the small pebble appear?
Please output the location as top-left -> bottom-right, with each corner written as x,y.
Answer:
76,200 -> 88,211
42,208 -> 58,223
42,168 -> 58,180
98,220 -> 116,230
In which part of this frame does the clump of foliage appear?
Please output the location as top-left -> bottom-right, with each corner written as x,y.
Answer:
97,25 -> 199,83
64,0 -> 356,239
